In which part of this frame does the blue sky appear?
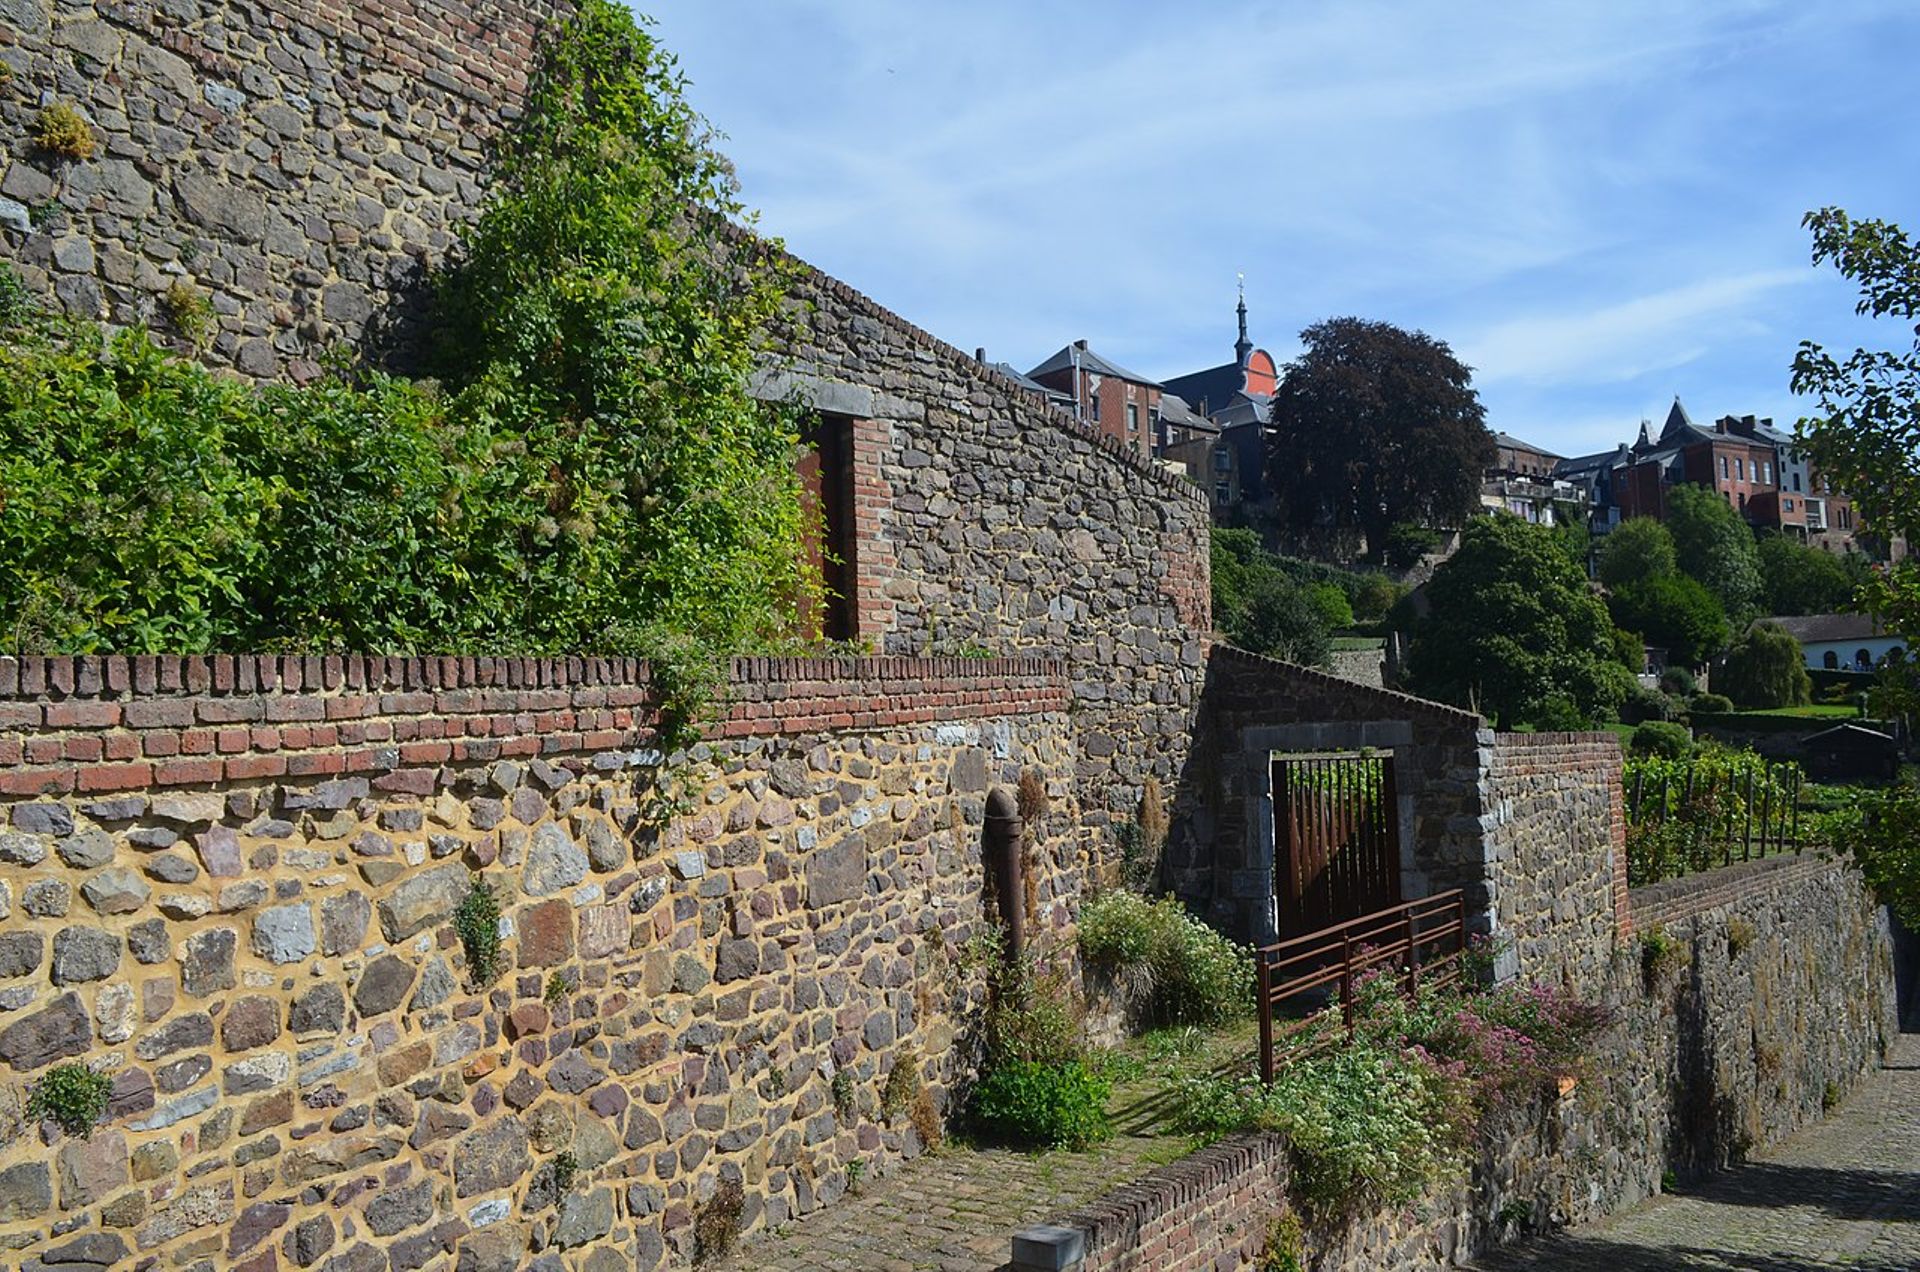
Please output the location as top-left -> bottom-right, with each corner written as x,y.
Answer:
646,2 -> 1920,458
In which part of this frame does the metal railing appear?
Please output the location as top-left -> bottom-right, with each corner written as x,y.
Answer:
1254,889 -> 1467,1084
1624,757 -> 1808,886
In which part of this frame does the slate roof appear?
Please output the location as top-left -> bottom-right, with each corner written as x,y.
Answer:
991,362 -> 1067,399
1759,613 -> 1887,644
1492,431 -> 1561,459
1803,721 -> 1896,744
1156,393 -> 1217,434
1027,344 -> 1159,386
1161,362 -> 1246,417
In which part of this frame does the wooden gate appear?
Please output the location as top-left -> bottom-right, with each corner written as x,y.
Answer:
1272,751 -> 1401,938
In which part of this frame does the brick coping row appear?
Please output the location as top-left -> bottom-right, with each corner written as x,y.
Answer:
0,654 -> 1066,700
1629,850 -> 1844,931
0,655 -> 1072,797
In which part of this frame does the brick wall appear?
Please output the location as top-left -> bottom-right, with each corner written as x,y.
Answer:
1042,1133 -> 1289,1272
0,656 -> 1087,1270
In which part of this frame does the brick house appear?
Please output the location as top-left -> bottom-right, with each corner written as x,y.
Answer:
1026,340 -> 1164,456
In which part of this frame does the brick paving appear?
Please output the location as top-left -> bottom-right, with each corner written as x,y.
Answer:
1473,1032 -> 1920,1272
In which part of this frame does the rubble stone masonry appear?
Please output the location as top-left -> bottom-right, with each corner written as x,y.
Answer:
0,654 -> 1086,1269
0,0 -> 565,377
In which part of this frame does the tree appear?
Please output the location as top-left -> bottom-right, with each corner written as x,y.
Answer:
1718,621 -> 1812,709
1268,318 -> 1495,558
1605,574 -> 1731,668
1756,531 -> 1860,616
1792,208 -> 1920,638
1596,518 -> 1677,590
1404,515 -> 1634,729
1665,483 -> 1762,627
1210,529 -> 1333,666
431,0 -> 814,659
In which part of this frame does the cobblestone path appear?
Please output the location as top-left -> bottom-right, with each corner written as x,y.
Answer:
712,1027 -> 1251,1272
1473,1033 -> 1920,1272
712,1125 -> 1183,1271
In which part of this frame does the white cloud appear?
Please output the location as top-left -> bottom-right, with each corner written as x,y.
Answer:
1461,269 -> 1810,388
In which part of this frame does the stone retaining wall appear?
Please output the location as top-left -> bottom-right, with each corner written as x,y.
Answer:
0,655 -> 1083,1270
1027,823 -> 1899,1272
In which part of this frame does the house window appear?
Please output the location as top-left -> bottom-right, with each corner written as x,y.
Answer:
1785,498 -> 1794,512
1720,456 -> 1729,479
1793,472 -> 1802,492
1213,447 -> 1232,473
1738,491 -> 1746,509
1763,461 -> 1772,483
1823,651 -> 1839,670
1127,403 -> 1139,432
1214,481 -> 1231,504
1736,458 -> 1745,480
1089,391 -> 1101,423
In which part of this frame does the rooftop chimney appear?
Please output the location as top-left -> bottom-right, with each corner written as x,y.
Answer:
1074,339 -> 1089,351
975,347 -> 986,363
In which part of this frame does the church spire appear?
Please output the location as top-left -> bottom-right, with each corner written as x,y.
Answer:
1234,275 -> 1252,368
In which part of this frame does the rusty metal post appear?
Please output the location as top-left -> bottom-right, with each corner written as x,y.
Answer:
1257,953 -> 1274,1085
984,787 -> 1025,963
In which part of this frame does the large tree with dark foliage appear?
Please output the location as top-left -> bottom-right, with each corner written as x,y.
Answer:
1268,318 -> 1495,558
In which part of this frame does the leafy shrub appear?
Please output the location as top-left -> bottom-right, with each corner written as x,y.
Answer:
1692,691 -> 1735,714
28,1062 -> 114,1138
0,0 -> 818,743
969,1057 -> 1111,1150
1820,781 -> 1920,927
1170,1039 -> 1457,1211
31,102 -> 95,160
1660,666 -> 1698,697
1382,522 -> 1443,569
454,875 -> 503,984
1630,721 -> 1693,759
1306,581 -> 1354,630
1621,683 -> 1675,725
1349,572 -> 1407,625
1077,891 -> 1255,1028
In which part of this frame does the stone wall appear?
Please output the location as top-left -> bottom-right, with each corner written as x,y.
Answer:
1485,732 -> 1627,996
0,0 -> 1216,836
764,266 -> 1213,832
1020,851 -> 1900,1272
0,0 -> 563,377
0,653 -> 1087,1270
1166,646 -> 1491,945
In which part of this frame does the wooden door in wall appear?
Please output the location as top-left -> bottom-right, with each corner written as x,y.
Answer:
1271,752 -> 1401,936
797,413 -> 856,641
